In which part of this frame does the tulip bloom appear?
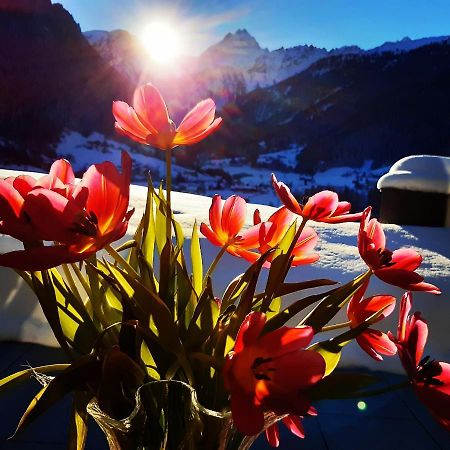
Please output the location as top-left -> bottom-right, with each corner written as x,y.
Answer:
358,207 -> 440,294
113,83 -> 222,150
272,174 -> 363,223
0,159 -> 75,243
347,282 -> 397,361
200,195 -> 260,258
389,292 -> 450,431
0,152 -> 133,271
223,312 -> 325,436
241,207 -> 319,267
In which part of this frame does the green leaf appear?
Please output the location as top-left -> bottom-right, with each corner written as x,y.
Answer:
274,279 -> 337,297
105,263 -> 183,355
190,221 -> 203,297
309,340 -> 346,377
0,364 -> 69,393
68,390 -> 91,450
30,271 -> 72,355
264,289 -> 335,333
301,272 -> 370,332
310,372 -> 378,400
14,356 -> 100,435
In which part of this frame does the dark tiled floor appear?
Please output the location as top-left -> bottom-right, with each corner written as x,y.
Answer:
1,342 -> 449,450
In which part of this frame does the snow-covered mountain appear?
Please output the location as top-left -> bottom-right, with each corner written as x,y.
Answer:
84,28 -> 449,106
369,35 -> 450,54
83,28 -> 352,105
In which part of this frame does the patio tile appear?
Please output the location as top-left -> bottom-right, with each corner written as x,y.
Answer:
318,413 -> 444,450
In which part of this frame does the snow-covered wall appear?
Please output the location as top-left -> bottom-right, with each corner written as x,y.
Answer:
377,155 -> 450,194
0,170 -> 449,374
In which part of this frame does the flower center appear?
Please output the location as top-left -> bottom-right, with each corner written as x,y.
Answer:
71,210 -> 98,237
377,248 -> 394,267
415,356 -> 444,386
251,357 -> 275,381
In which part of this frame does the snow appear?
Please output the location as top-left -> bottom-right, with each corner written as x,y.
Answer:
0,171 -> 449,374
377,155 -> 450,194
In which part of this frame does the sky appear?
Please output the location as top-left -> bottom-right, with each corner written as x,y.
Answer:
59,0 -> 450,54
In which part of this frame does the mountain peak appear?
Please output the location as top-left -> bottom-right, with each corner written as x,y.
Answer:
221,28 -> 260,49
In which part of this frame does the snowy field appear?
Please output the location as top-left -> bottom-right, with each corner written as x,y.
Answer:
0,173 -> 448,374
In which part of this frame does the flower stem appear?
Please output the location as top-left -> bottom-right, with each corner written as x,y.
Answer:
343,380 -> 410,399
204,244 -> 229,286
320,321 -> 352,332
165,148 -> 172,246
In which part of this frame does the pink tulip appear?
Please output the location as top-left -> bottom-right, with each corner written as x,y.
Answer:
0,159 -> 75,243
200,195 -> 260,259
358,208 -> 440,294
223,312 -> 325,436
389,292 -> 450,431
0,152 -> 133,271
113,83 -> 222,150
272,174 -> 363,223
347,282 -> 397,361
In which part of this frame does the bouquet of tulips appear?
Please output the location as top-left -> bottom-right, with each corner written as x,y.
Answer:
0,84 -> 448,450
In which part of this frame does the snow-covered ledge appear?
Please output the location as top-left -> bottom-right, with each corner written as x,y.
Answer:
378,155 -> 450,226
1,169 -> 449,373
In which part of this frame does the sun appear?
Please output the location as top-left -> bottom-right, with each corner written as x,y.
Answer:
140,20 -> 182,64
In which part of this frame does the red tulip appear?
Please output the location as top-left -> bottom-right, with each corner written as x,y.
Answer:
200,195 -> 260,258
113,83 -> 222,150
0,159 -> 75,243
0,152 -> 133,271
239,207 -> 319,267
272,174 -> 363,223
358,208 -> 440,294
389,292 -> 450,431
223,312 -> 325,436
347,282 -> 397,361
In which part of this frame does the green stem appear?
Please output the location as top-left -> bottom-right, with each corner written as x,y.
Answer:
341,380 -> 410,399
204,244 -> 229,286
320,321 -> 352,332
165,148 -> 172,246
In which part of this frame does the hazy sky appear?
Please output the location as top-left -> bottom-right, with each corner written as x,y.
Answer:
59,0 -> 450,54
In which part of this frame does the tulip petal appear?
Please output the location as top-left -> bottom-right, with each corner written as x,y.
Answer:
176,99 -> 216,138
235,312 -> 266,352
231,391 -> 265,436
221,195 -> 246,237
0,245 -> 88,271
173,118 -> 222,146
49,159 -> 75,185
258,326 -> 314,355
12,175 -> 36,197
356,329 -> 398,361
112,101 -> 150,141
0,179 -> 24,219
303,190 -> 338,220
200,223 -> 224,247
265,423 -> 280,447
133,84 -> 169,133
390,248 -> 422,271
282,415 -> 305,439
272,174 -> 302,215
351,294 -> 396,324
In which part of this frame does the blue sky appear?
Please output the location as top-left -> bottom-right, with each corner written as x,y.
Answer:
59,0 -> 450,53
